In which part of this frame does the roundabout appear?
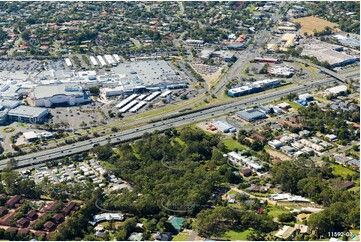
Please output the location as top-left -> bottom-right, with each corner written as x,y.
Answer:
2,127 -> 15,133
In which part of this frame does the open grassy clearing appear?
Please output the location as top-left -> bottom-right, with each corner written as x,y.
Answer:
330,163 -> 357,178
213,229 -> 254,240
222,138 -> 247,151
292,16 -> 340,36
267,205 -> 290,218
172,232 -> 189,241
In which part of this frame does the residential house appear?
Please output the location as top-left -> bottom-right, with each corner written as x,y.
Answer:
53,213 -> 64,224
275,226 -> 296,240
296,213 -> 310,222
347,159 -> 360,168
299,130 -> 310,137
294,224 -> 311,234
62,201 -> 76,215
240,168 -> 252,177
247,184 -> 268,193
6,195 -> 22,208
17,217 -> 30,228
0,206 -> 7,216
280,145 -> 295,155
153,232 -> 173,241
268,140 -> 283,149
128,232 -> 143,241
42,200 -> 60,212
251,133 -> 268,143
0,212 -> 14,226
333,154 -> 351,165
43,221 -> 56,232
26,210 -> 38,220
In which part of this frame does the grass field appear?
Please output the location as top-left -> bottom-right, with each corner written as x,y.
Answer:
228,190 -> 238,195
267,206 -> 290,218
172,232 -> 189,241
330,163 -> 357,179
292,16 -> 339,36
215,229 -> 253,240
222,138 -> 247,151
284,100 -> 304,110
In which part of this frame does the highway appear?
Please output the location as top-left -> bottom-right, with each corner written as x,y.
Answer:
0,77 -> 338,171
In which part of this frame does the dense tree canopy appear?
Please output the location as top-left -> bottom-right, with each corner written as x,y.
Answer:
98,128 -> 239,217
195,206 -> 278,238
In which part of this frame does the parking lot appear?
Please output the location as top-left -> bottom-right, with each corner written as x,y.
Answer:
48,103 -> 106,130
0,58 -> 67,81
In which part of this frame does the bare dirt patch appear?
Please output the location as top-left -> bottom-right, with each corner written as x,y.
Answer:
265,147 -> 291,161
292,16 -> 340,36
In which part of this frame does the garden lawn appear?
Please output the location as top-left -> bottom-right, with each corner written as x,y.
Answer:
222,138 -> 247,151
172,232 -> 189,241
216,229 -> 253,240
284,100 -> 303,110
330,163 -> 357,179
267,206 -> 290,218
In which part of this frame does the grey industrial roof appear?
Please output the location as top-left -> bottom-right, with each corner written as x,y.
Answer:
0,99 -> 21,109
114,60 -> 178,87
8,105 -> 48,118
213,50 -> 235,59
32,84 -> 84,99
236,108 -> 266,120
215,120 -> 233,130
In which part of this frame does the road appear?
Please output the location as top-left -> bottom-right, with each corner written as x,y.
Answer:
178,2 -> 184,16
312,140 -> 360,161
290,57 -> 347,83
210,2 -> 287,97
0,77 -> 339,171
229,186 -> 276,205
187,230 -> 196,241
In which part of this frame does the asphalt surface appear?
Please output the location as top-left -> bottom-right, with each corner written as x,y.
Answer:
0,77 -> 338,171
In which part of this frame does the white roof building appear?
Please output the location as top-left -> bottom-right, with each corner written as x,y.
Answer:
90,213 -> 125,225
268,140 -> 283,149
227,151 -> 264,171
23,130 -> 53,141
298,93 -> 313,101
325,85 -> 348,95
275,226 -> 296,239
27,84 -> 89,107
8,105 -> 48,123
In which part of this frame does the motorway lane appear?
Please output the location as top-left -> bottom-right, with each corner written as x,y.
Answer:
0,77 -> 335,171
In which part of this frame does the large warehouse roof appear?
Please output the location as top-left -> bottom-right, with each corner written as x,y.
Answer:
31,84 -> 84,99
113,60 -> 179,87
8,105 -> 48,118
301,40 -> 359,66
236,108 -> 266,122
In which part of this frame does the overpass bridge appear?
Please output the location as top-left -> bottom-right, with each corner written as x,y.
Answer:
289,57 -> 348,83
